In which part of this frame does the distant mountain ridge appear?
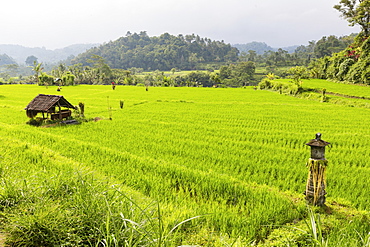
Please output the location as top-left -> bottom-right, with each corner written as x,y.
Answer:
232,42 -> 299,54
0,41 -> 298,66
0,44 -> 99,65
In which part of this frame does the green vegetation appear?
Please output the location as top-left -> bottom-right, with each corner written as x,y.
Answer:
259,77 -> 370,108
1,3 -> 370,244
0,30 -> 360,87
306,0 -> 370,84
334,0 -> 370,37
0,54 -> 16,66
0,83 -> 369,246
72,32 -> 239,71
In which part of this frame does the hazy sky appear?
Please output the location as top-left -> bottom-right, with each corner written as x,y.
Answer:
0,0 -> 361,50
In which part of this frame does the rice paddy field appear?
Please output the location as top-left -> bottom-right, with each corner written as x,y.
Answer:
0,82 -> 369,246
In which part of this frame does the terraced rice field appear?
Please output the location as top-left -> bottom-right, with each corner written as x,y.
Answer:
0,83 -> 369,246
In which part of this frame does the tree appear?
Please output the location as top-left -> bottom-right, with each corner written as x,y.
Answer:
210,72 -> 221,85
82,67 -> 99,84
185,71 -> 211,87
86,55 -> 112,84
219,65 -> 232,80
68,63 -> 85,84
218,62 -> 256,87
38,72 -> 54,86
51,63 -> 67,78
32,61 -> 44,84
62,72 -> 75,86
232,61 -> 256,86
5,64 -> 19,76
334,0 -> 370,36
314,35 -> 352,58
247,50 -> 257,62
287,66 -> 308,85
25,55 -> 38,66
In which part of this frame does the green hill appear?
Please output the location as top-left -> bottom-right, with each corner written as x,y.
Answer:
0,44 -> 99,65
71,32 -> 239,71
233,41 -> 298,54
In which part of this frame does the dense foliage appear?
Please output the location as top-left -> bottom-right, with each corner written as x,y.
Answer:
0,31 -> 359,87
71,32 -> 239,71
238,35 -> 356,70
334,0 -> 370,36
218,61 -> 256,86
302,1 -> 370,84
309,32 -> 370,84
32,55 -> 256,87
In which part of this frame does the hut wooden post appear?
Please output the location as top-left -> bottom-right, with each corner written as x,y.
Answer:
304,133 -> 330,206
58,101 -> 62,120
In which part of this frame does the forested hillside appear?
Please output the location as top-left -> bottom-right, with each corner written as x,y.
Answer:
0,54 -> 16,66
233,42 -> 298,54
309,33 -> 370,84
71,32 -> 239,71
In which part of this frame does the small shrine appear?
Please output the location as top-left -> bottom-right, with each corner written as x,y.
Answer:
304,133 -> 330,206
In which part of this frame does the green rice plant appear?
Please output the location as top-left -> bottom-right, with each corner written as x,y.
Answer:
359,232 -> 370,247
118,203 -> 203,247
0,84 -> 370,245
262,206 -> 328,247
6,201 -> 84,246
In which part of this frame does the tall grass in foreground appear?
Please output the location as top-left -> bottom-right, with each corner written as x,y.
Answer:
0,138 -> 204,246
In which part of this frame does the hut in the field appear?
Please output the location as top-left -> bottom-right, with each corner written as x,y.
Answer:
25,94 -> 75,120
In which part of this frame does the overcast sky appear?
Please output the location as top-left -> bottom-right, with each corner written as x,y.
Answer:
0,0 -> 361,50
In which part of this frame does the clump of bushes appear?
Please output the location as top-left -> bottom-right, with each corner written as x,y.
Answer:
258,78 -> 302,95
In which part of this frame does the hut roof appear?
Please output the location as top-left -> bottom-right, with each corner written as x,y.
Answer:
25,94 -> 75,112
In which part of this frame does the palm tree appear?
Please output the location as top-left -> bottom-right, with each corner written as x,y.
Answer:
32,61 -> 44,85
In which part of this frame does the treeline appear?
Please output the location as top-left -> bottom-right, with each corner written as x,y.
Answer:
72,32 -> 239,71
35,57 -> 255,88
233,42 -> 297,54
239,34 -> 356,69
309,33 -> 370,84
1,32 -> 360,87
257,31 -> 370,93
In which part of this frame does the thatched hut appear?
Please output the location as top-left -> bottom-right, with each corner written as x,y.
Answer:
25,94 -> 75,120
